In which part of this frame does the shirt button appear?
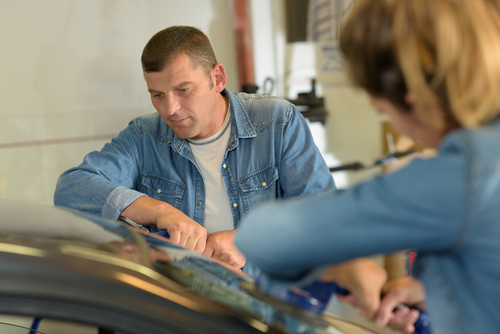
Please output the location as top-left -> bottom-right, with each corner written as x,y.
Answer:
197,201 -> 202,206
157,189 -> 161,194
261,182 -> 267,187
222,164 -> 227,168
233,203 -> 238,208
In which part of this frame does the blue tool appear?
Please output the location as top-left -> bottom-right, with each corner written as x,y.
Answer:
413,310 -> 431,334
153,229 -> 170,238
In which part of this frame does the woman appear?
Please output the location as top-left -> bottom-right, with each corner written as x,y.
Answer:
235,1 -> 500,333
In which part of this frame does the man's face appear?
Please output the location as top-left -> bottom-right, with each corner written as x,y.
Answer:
144,54 -> 226,140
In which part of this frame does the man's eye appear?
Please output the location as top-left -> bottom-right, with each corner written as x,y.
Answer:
178,87 -> 190,93
153,93 -> 163,98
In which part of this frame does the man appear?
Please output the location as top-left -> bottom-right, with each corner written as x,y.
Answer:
54,26 -> 334,272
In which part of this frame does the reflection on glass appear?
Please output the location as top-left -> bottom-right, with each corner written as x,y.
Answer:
152,253 -> 368,334
90,217 -> 374,334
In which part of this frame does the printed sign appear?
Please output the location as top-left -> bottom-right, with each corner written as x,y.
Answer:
315,41 -> 349,86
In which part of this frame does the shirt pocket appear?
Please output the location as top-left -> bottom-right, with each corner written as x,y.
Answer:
140,174 -> 185,209
238,164 -> 279,211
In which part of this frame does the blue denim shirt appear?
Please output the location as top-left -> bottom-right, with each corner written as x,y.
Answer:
54,89 -> 335,232
236,116 -> 500,333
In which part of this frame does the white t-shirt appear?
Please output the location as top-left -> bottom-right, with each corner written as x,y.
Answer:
188,110 -> 233,234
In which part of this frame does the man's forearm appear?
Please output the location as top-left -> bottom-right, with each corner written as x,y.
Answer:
121,196 -> 178,225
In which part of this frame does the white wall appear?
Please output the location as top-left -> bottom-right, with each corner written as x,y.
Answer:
0,0 -> 237,205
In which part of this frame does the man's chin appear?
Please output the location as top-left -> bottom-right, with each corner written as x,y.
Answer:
169,125 -> 193,139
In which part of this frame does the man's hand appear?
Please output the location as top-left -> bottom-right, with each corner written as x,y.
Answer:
318,258 -> 387,320
156,210 -> 207,253
375,277 -> 426,334
203,230 -> 246,270
121,196 -> 207,253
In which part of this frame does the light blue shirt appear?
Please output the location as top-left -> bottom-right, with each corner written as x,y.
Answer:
236,115 -> 500,333
54,89 -> 335,233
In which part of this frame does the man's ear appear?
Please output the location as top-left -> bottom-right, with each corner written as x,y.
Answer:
212,63 -> 227,93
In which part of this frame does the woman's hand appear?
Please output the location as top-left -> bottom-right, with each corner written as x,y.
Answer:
318,258 -> 388,320
375,276 -> 426,333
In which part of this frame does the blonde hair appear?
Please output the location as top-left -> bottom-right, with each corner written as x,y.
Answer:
340,0 -> 500,129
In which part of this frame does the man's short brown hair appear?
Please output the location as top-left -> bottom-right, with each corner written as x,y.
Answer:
141,26 -> 218,78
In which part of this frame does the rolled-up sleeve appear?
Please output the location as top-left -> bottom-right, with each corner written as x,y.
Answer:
102,186 -> 146,219
54,120 -> 144,217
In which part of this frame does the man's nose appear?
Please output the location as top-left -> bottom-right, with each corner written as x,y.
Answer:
165,95 -> 180,116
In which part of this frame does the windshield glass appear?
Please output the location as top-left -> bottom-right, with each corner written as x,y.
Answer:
0,199 -> 372,334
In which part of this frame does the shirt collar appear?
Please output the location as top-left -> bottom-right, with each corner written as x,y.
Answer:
169,89 -> 257,152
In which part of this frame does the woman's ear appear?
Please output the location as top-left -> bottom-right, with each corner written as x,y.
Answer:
405,92 -> 446,129
404,92 -> 417,107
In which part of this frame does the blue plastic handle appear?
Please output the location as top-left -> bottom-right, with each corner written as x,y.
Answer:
413,310 -> 431,334
153,230 -> 170,238
260,279 -> 348,314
